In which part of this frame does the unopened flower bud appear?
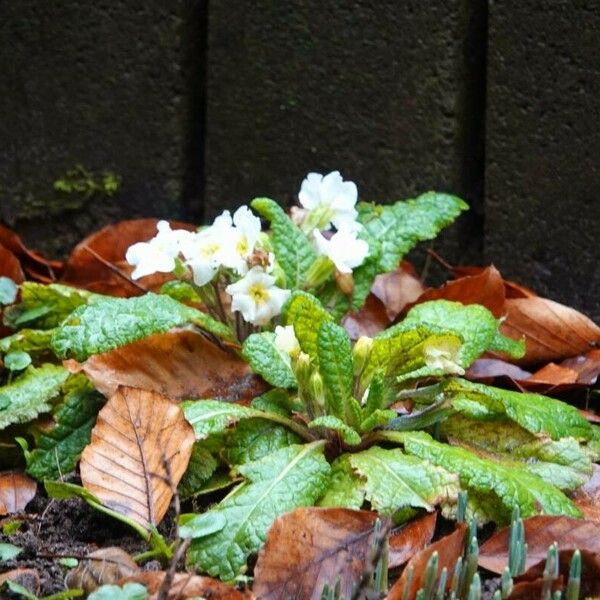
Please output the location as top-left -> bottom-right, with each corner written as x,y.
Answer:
423,337 -> 465,375
334,270 -> 354,295
304,255 -> 334,289
293,351 -> 312,386
309,372 -> 326,410
352,335 -> 374,378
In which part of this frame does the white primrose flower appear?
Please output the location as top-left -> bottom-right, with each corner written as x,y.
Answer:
298,171 -> 360,231
220,206 -> 262,275
313,226 -> 369,274
125,220 -> 192,280
274,325 -> 300,357
225,266 -> 291,326
180,212 -> 236,286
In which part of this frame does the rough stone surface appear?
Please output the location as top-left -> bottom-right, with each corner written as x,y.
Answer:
485,0 -> 600,321
204,0 -> 487,272
0,0 -> 203,257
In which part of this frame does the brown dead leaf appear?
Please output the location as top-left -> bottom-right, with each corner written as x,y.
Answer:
0,224 -> 62,282
121,572 -> 252,600
560,349 -> 600,385
387,523 -> 467,600
572,464 -> 600,526
466,358 -> 532,382
0,472 -> 36,516
343,294 -> 389,339
372,262 -> 426,321
389,511 -> 437,568
479,516 -> 600,574
62,218 -> 196,297
413,265 -> 506,318
253,507 -> 384,600
527,363 -> 579,385
500,297 -> 600,366
80,387 -> 195,528
509,550 -> 600,599
0,568 -> 40,596
70,329 -> 268,402
65,547 -> 139,594
0,244 -> 24,283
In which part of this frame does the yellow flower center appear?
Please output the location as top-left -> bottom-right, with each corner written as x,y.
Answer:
249,284 -> 269,305
199,243 -> 220,257
236,235 -> 250,256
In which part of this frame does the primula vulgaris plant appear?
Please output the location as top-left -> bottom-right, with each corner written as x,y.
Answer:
1,171 -> 599,585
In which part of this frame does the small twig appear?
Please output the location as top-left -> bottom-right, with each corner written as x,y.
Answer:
81,245 -> 148,293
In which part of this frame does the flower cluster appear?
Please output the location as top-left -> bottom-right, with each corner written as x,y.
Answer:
125,171 -> 370,335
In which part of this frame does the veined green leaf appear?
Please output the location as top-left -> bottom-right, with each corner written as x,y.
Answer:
444,379 -> 592,440
319,454 -> 365,509
308,416 -> 361,445
388,430 -> 581,523
242,332 -> 296,388
187,441 -> 330,580
359,409 -> 397,433
4,283 -> 99,330
88,582 -> 148,600
178,443 -> 219,500
317,321 -> 354,421
25,375 -> 104,481
0,329 -> 54,354
0,364 -> 69,431
225,418 -> 301,465
359,192 -> 468,272
51,293 -> 233,360
251,197 -> 316,289
387,300 -> 524,368
349,242 -> 381,311
182,400 -> 260,440
442,414 -> 592,491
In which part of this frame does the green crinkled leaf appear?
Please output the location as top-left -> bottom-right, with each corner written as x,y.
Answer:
348,242 -> 382,312
359,409 -> 397,433
349,446 -> 459,515
441,414 -> 592,491
178,443 -> 218,500
0,364 -> 69,431
4,283 -> 98,330
392,300 -> 524,367
251,197 -> 317,289
0,542 -> 22,561
444,379 -> 592,441
187,441 -> 331,580
182,400 -> 260,440
88,583 -> 148,600
317,321 -> 354,421
242,332 -> 296,388
25,375 -> 104,481
359,192 -> 468,272
225,418 -> 301,465
308,416 -> 361,445
250,389 -> 298,416
159,280 -> 202,304
319,454 -> 365,509
0,329 -> 54,355
179,512 -> 226,539
51,293 -> 232,360
392,430 -> 581,523
282,291 -> 332,362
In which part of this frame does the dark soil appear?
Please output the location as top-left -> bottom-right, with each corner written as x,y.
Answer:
0,492 -> 169,596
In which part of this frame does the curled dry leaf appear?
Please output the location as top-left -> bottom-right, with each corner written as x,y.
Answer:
65,547 -> 139,594
120,572 -> 252,600
371,262 -> 426,321
80,386 -> 195,529
0,568 -> 40,596
412,265 -> 506,318
572,464 -> 600,526
69,329 -> 268,402
253,507 -> 383,600
0,472 -> 37,516
0,244 -> 24,283
343,294 -> 389,339
479,516 -> 600,574
387,523 -> 467,600
500,297 -> 600,366
466,358 -> 532,382
388,511 -> 437,568
62,218 -> 197,297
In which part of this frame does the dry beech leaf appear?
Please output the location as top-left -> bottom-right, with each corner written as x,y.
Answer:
479,516 -> 600,574
412,265 -> 506,318
253,507 -> 384,600
80,387 -> 195,528
500,297 -> 600,366
388,511 -> 437,568
560,349 -> 600,385
0,244 -> 24,283
572,464 -> 600,526
62,218 -> 196,297
65,547 -> 139,594
121,572 -> 252,600
0,472 -> 37,516
527,363 -> 579,385
343,294 -> 389,339
371,262 -> 426,321
466,358 -> 532,382
0,568 -> 40,596
70,329 -> 268,402
387,523 -> 467,600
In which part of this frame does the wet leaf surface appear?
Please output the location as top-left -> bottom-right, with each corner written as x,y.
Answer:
388,511 -> 437,568
80,387 -> 195,528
